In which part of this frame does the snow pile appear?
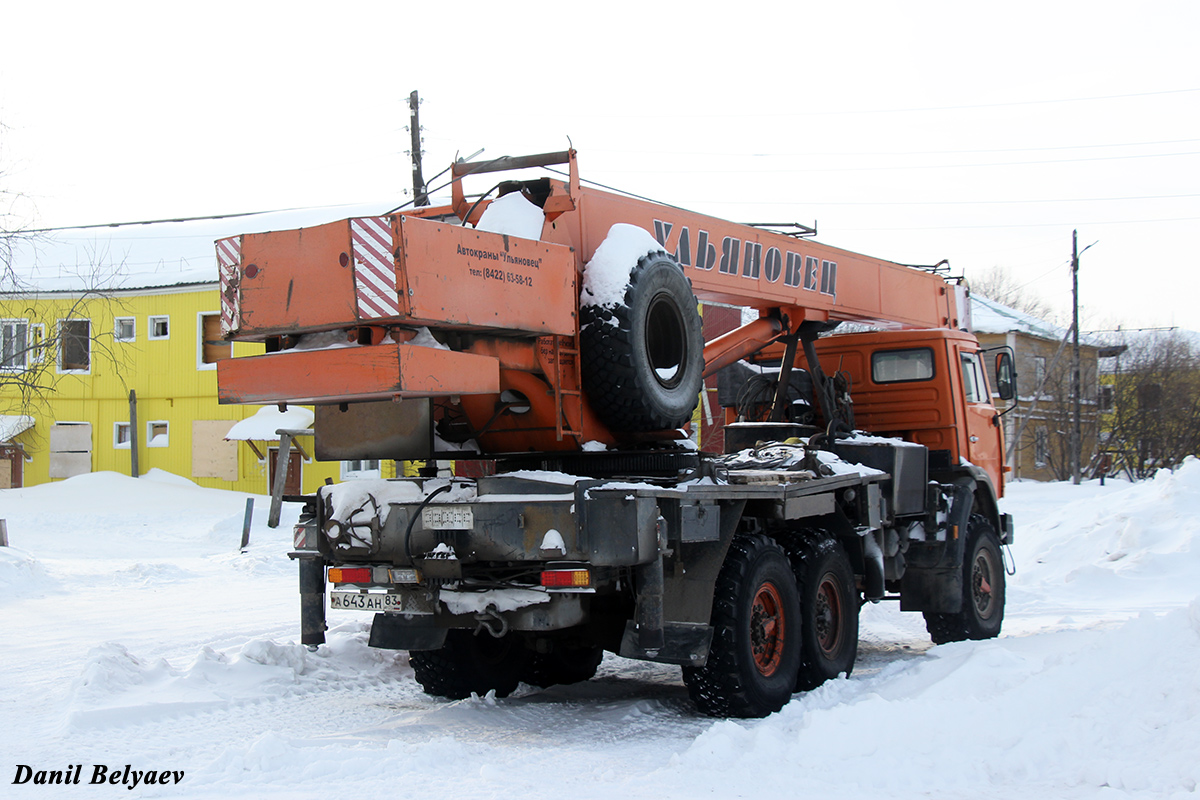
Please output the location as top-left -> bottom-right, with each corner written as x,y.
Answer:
0,545 -> 52,597
671,601 -> 1200,796
225,406 -> 315,441
321,479 -> 423,526
1012,457 -> 1200,610
440,587 -> 550,615
6,464 -> 1200,799
66,625 -> 403,730
475,191 -> 545,240
580,223 -> 664,308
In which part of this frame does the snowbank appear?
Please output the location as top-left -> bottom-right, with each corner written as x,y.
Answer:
670,600 -> 1200,796
5,464 -> 1200,799
1011,457 -> 1200,611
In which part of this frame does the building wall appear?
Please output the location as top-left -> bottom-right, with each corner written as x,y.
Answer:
1,284 -> 343,492
976,330 -> 1102,482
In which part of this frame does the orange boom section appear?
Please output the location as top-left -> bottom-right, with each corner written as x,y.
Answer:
217,149 -> 964,457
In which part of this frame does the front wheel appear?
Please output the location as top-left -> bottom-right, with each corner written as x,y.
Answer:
924,514 -> 1006,645
683,535 -> 802,718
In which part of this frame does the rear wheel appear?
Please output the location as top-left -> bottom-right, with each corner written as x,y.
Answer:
795,539 -> 859,691
683,535 -> 802,718
521,640 -> 604,688
409,630 -> 528,699
924,514 -> 1006,644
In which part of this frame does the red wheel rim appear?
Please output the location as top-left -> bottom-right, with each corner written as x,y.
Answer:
972,548 -> 998,619
814,574 -> 844,657
750,581 -> 785,676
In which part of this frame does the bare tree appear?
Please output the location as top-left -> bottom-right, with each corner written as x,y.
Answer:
1104,330 -> 1200,479
3,138 -> 129,416
969,266 -> 1057,322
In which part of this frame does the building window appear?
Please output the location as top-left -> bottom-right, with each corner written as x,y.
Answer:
114,317 -> 136,342
1098,384 -> 1114,412
1,319 -> 29,370
114,422 -> 132,449
198,313 -> 231,367
1034,426 -> 1049,467
59,319 -> 91,372
147,421 -> 169,448
1033,355 -> 1046,388
149,316 -> 170,340
341,459 -> 381,480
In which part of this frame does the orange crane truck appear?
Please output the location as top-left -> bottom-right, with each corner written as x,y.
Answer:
216,150 -> 1016,717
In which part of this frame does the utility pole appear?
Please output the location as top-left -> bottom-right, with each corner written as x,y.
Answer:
1069,231 -> 1098,485
1071,230 -> 1081,485
409,90 -> 428,207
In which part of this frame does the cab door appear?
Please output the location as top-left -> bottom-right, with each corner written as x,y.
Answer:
957,346 -> 1004,493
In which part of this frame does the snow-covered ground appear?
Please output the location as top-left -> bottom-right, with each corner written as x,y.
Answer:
2,463 -> 1198,798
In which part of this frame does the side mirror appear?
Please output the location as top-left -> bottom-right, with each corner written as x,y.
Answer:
994,351 -> 1016,401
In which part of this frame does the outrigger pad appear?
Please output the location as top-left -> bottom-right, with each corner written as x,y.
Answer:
368,613 -> 448,651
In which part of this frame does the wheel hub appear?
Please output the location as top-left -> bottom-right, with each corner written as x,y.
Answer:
972,550 -> 997,619
749,581 -> 785,676
814,575 -> 844,656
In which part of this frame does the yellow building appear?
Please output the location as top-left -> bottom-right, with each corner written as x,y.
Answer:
0,280 -> 396,491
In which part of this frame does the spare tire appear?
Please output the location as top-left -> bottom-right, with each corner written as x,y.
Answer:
580,252 -> 704,432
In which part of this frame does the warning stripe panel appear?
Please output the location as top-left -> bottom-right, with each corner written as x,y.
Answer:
350,217 -> 399,319
215,236 -> 242,334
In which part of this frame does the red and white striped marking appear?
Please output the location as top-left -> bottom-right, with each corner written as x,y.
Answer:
350,217 -> 400,319
216,236 -> 242,334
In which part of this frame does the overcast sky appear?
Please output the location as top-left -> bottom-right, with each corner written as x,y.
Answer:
3,0 -> 1197,331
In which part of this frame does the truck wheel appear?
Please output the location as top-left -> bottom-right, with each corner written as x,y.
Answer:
580,252 -> 704,432
795,539 -> 859,691
924,514 -> 1006,645
521,641 -> 604,688
409,630 -> 528,699
683,535 -> 802,718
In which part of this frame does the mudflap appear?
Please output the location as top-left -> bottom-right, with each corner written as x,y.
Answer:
369,613 -> 448,651
619,621 -> 713,667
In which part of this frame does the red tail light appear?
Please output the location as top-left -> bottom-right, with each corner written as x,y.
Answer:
328,567 -> 372,584
541,569 -> 590,588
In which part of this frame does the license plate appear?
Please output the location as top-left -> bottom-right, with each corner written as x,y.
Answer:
330,591 -> 403,611
422,505 -> 473,530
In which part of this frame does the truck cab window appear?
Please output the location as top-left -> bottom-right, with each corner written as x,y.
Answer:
872,348 -> 934,383
960,352 -> 988,403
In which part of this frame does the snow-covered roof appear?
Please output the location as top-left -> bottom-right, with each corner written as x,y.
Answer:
5,202 -> 395,294
969,294 -> 1105,347
225,406 -> 315,441
0,414 -> 35,442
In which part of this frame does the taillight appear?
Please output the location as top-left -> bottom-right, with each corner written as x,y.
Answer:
541,569 -> 590,588
328,567 -> 372,584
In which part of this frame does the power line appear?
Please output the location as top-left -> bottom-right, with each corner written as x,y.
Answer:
21,201 -> 375,234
